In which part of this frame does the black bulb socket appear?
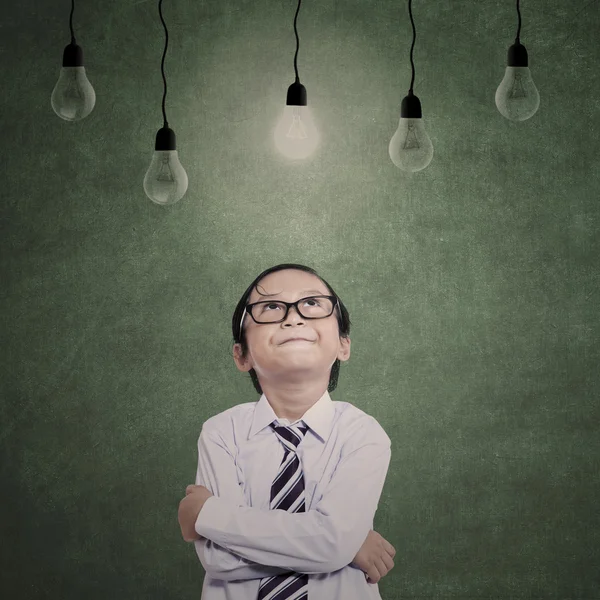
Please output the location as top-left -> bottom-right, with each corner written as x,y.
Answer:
62,43 -> 84,67
507,42 -> 529,67
400,91 -> 422,119
286,81 -> 307,106
155,127 -> 176,151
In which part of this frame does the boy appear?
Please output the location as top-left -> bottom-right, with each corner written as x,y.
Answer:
178,264 -> 396,599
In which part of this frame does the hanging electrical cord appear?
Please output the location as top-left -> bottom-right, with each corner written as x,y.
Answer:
515,0 -> 522,43
408,0 -> 416,94
69,0 -> 76,44
292,0 -> 302,84
51,0 -> 96,121
159,0 -> 169,129
143,0 -> 189,205
388,0 -> 434,172
495,0 -> 540,121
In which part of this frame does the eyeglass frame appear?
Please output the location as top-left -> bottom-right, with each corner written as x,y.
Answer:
239,295 -> 340,333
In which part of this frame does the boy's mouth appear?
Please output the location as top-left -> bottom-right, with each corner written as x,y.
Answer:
279,337 -> 314,345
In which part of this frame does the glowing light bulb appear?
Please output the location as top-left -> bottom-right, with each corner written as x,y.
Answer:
51,43 -> 95,122
274,80 -> 319,160
143,127 -> 188,205
274,105 -> 319,160
495,42 -> 539,121
389,91 -> 433,172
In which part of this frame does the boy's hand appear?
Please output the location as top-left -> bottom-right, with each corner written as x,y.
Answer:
178,484 -> 213,542
351,529 -> 396,584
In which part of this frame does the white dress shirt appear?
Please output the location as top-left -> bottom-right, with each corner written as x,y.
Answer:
193,389 -> 392,600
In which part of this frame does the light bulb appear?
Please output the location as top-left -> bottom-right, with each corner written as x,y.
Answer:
143,152 -> 188,205
495,42 -> 539,121
495,66 -> 540,121
274,105 -> 319,160
51,43 -> 95,122
143,127 -> 188,205
274,80 -> 319,160
389,92 -> 433,172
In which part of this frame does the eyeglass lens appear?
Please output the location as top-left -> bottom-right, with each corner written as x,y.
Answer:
251,297 -> 334,323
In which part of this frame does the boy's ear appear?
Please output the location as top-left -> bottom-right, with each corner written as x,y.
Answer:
233,343 -> 252,372
338,336 -> 351,362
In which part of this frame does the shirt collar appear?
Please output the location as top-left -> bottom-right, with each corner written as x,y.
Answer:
249,389 -> 335,443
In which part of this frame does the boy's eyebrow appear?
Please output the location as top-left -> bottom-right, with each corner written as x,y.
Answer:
258,289 -> 328,299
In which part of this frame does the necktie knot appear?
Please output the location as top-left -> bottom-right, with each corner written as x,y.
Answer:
270,422 -> 309,451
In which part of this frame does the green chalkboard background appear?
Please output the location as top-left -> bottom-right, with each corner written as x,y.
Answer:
1,0 -> 598,598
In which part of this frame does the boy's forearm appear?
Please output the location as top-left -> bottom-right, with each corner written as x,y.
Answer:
195,499 -> 356,580
195,537 -> 292,581
196,496 -> 365,574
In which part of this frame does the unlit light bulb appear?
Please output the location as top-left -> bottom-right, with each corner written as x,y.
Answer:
144,127 -> 188,205
495,42 -> 540,121
389,91 -> 433,172
495,66 -> 540,121
51,43 -> 95,122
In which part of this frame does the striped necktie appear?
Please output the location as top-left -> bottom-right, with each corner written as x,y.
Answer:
257,421 -> 310,600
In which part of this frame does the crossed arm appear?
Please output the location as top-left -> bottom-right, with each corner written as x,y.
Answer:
193,421 -> 391,582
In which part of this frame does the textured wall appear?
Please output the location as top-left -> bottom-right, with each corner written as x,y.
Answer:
1,0 -> 599,598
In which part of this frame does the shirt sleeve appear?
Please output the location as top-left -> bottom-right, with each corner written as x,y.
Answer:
195,417 -> 392,575
193,426 -> 291,581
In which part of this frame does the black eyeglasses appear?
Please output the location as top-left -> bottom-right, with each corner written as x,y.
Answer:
240,295 -> 338,328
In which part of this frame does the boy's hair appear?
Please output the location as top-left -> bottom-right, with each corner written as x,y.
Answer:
231,263 -> 352,395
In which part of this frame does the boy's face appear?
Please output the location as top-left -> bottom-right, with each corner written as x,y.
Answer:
233,269 -> 351,384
